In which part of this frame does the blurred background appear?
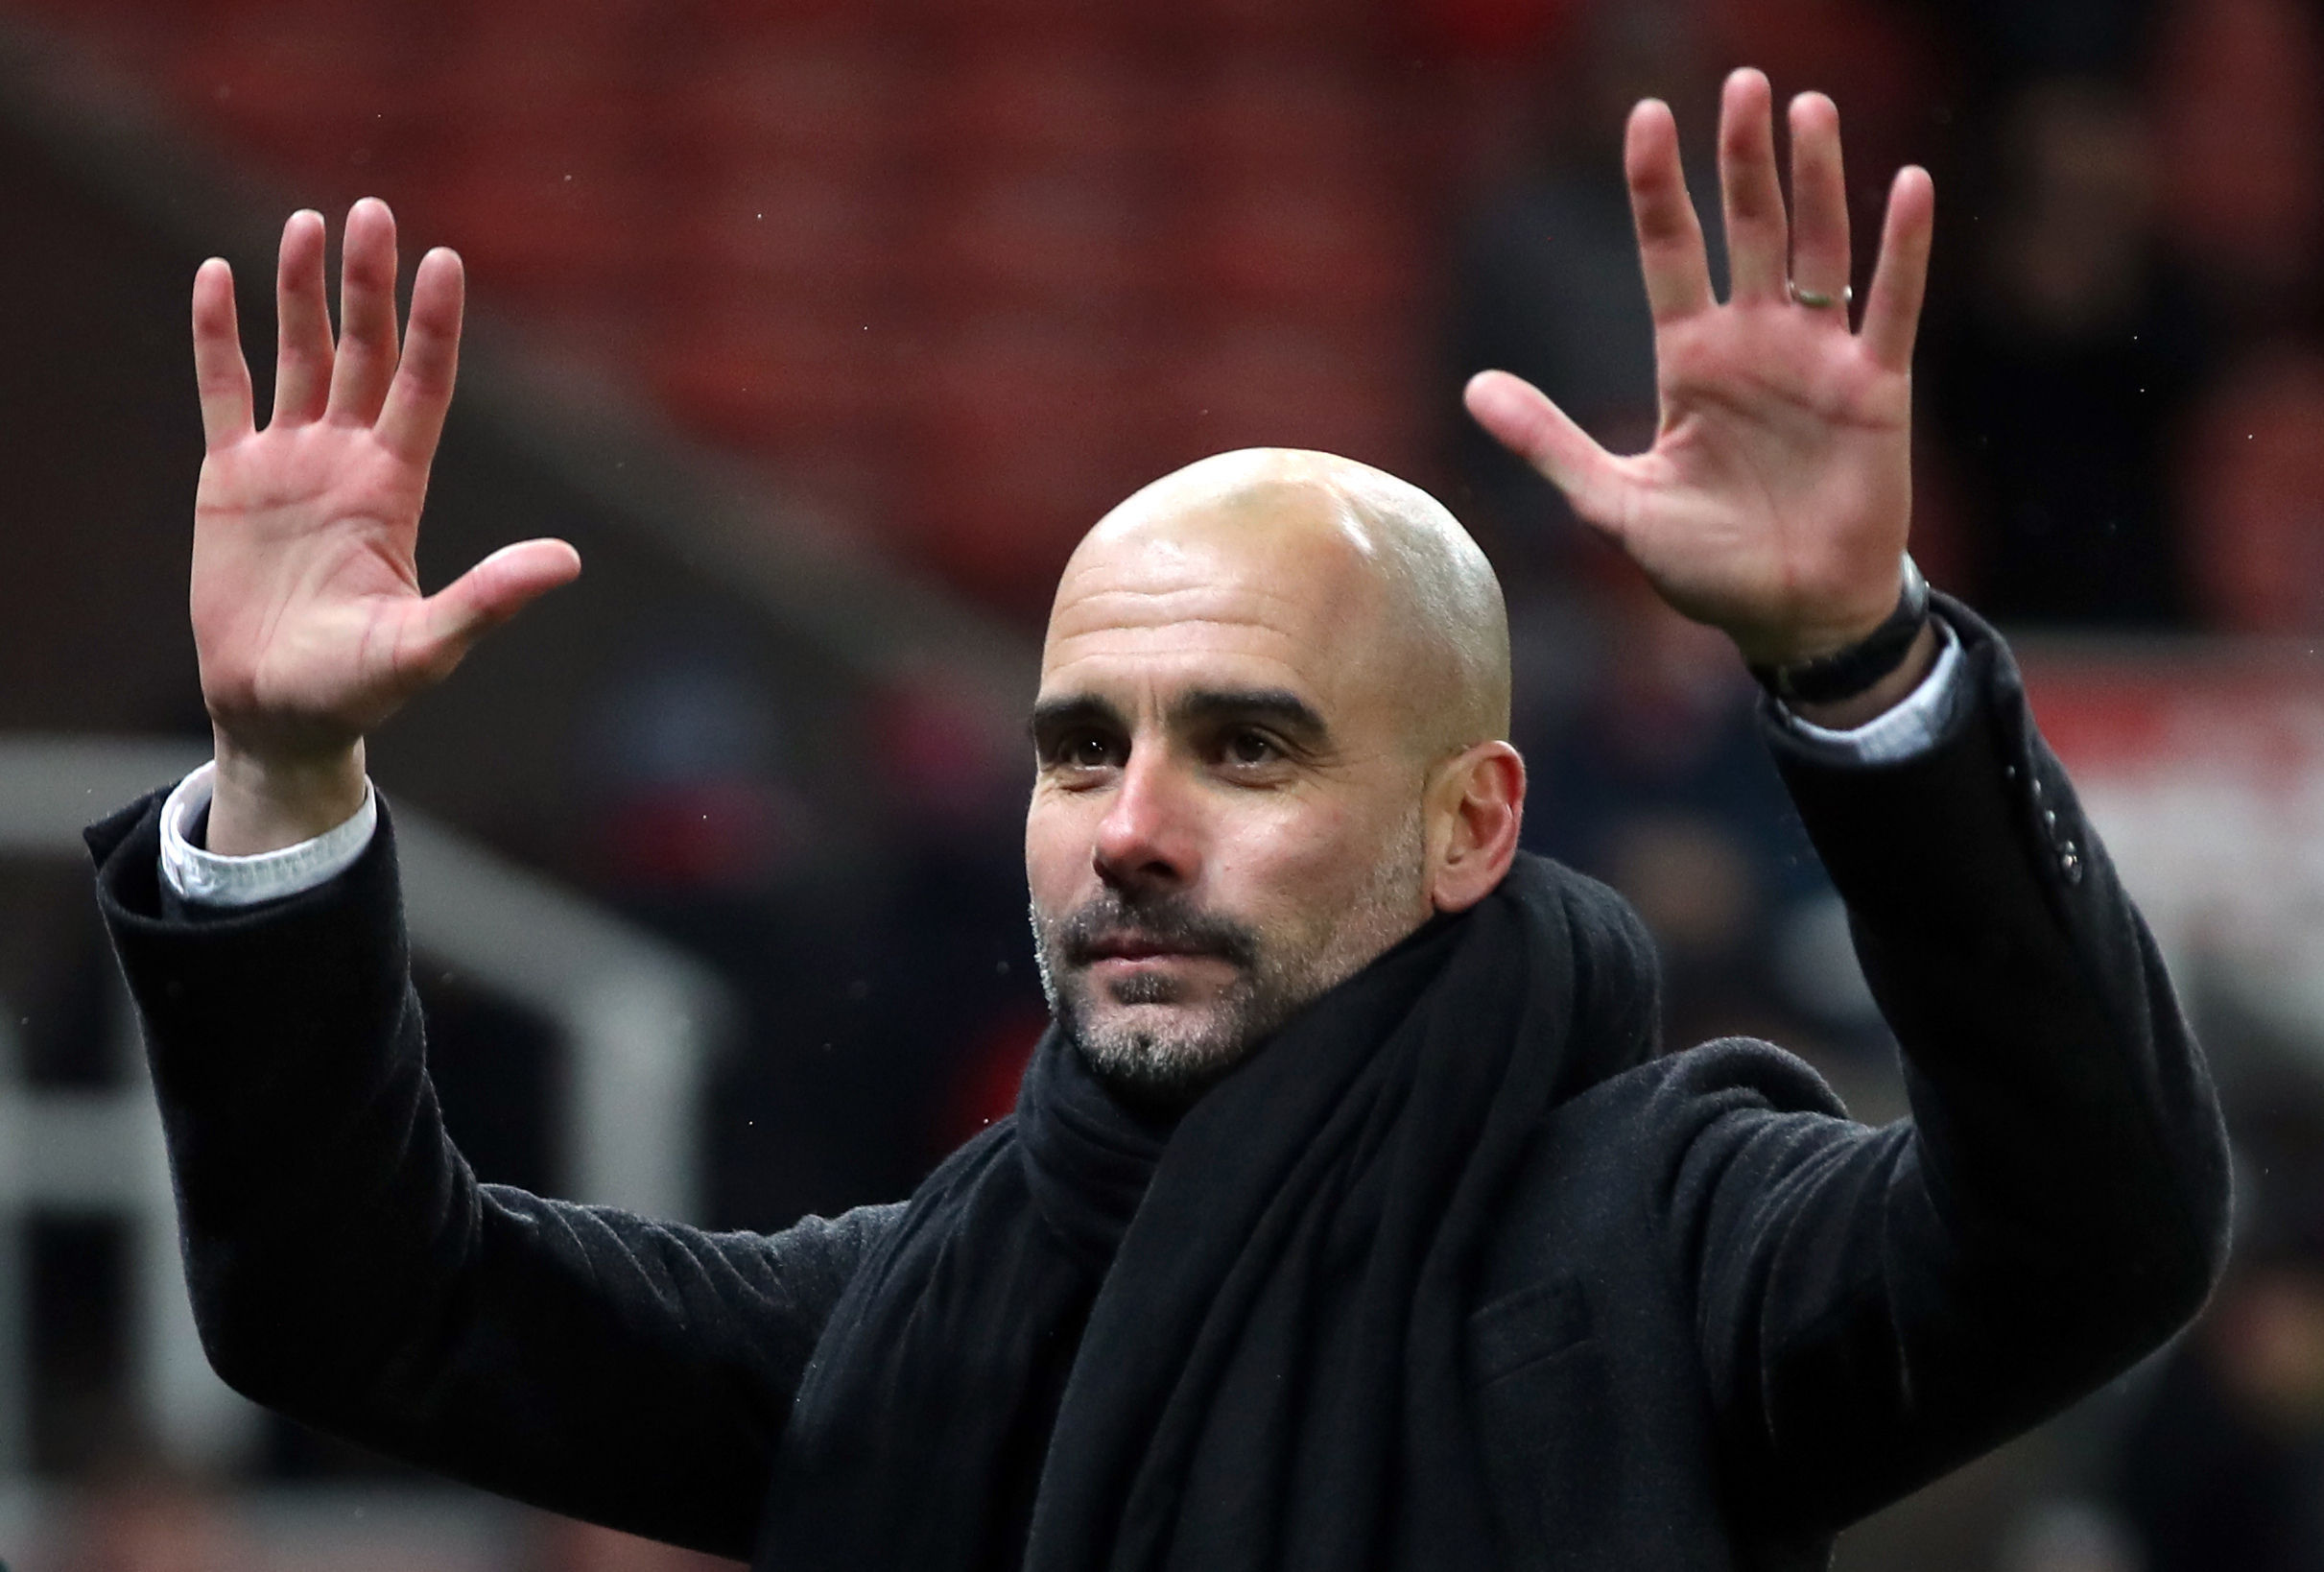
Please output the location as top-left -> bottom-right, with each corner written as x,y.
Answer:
0,0 -> 2320,1565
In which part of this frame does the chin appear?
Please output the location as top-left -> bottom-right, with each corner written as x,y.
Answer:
1065,994 -> 1256,1102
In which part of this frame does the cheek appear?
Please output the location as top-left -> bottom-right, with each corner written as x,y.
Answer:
1211,795 -> 1390,919
1024,788 -> 1091,911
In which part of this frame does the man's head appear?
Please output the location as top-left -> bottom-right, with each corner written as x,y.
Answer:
1026,448 -> 1525,1102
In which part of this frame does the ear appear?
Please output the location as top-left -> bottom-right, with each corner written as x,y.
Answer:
1422,741 -> 1526,913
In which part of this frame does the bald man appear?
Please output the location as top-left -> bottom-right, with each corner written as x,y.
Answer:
90,77 -> 2226,1572
1028,447 -> 1517,1103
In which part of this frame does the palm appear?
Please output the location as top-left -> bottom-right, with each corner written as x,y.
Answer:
1615,304 -> 1910,638
189,202 -> 578,763
1467,73 -> 1934,666
195,423 -> 432,742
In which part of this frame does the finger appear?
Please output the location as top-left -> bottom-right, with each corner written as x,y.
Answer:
326,198 -> 401,427
408,538 -> 583,681
1717,68 -> 1789,303
1859,166 -> 1935,372
1463,370 -> 1629,536
271,209 -> 333,426
1624,100 -> 1716,322
1786,92 -> 1851,316
191,258 -> 254,449
376,249 -> 466,465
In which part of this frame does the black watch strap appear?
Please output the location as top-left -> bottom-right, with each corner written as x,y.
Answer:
1749,557 -> 1931,706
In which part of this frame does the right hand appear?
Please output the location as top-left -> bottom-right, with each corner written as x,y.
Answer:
190,200 -> 581,852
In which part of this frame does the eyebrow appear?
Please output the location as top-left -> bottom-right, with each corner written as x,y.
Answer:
1174,687 -> 1330,750
1027,687 -> 1331,751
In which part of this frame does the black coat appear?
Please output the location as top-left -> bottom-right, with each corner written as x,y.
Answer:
90,610 -> 2230,1570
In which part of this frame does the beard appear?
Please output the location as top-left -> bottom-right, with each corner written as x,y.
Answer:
1030,811 -> 1429,1105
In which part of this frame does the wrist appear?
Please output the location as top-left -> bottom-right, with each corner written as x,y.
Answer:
1746,557 -> 1930,707
1783,618 -> 1941,729
206,734 -> 368,855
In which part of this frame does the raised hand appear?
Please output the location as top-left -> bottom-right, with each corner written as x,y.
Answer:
190,200 -> 580,852
1465,69 -> 1934,674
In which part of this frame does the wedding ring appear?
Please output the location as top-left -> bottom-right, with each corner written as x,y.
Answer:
1789,281 -> 1852,309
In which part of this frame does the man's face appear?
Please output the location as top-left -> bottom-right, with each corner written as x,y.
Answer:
1025,493 -> 1437,1101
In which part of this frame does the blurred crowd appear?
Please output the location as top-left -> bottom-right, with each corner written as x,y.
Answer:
4,0 -> 2323,1566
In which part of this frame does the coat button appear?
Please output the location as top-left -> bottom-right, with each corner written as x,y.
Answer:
2060,843 -> 2082,884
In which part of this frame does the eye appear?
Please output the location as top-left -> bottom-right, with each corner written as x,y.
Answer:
1223,728 -> 1280,768
1051,730 -> 1124,772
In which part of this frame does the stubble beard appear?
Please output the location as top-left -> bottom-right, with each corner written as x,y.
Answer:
1030,812 -> 1430,1105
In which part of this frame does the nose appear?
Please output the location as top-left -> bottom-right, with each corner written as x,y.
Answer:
1092,746 -> 1200,895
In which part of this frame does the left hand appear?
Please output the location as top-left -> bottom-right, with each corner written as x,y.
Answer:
1465,68 -> 1935,669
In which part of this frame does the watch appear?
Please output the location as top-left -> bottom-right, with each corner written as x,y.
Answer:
1749,557 -> 1931,706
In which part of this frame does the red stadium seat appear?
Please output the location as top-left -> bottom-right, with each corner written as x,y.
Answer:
1160,322 -> 1418,473
31,0 -> 1450,614
1397,0 -> 1584,60
1173,179 -> 1419,324
917,170 -> 1158,314
1160,0 -> 1386,52
422,146 -> 668,312
1170,57 -> 1392,188
168,1 -> 414,186
676,169 -> 909,298
902,315 -> 1159,609
909,0 -> 1132,47
915,44 -> 1165,177
651,296 -> 897,449
421,9 -> 644,114
666,40 -> 910,179
683,0 -> 884,40
2152,0 -> 2324,302
2177,345 -> 2324,634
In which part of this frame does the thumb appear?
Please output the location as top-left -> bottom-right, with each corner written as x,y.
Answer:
1463,370 -> 1627,536
411,537 -> 582,678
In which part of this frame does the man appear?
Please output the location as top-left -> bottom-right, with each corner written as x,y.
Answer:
90,72 -> 2227,1570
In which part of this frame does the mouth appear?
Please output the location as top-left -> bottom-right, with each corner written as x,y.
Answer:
1079,936 -> 1239,1010
1081,935 -> 1224,965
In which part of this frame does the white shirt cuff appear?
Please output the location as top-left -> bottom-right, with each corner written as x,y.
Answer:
1776,618 -> 1965,765
159,761 -> 379,907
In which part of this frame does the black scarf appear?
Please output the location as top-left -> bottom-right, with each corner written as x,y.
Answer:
756,852 -> 1661,1571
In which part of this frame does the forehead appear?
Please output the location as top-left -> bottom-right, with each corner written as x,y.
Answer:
1038,506 -> 1387,710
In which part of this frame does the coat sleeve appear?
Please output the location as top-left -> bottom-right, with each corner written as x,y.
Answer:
88,793 -> 900,1560
1673,597 -> 2232,1531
